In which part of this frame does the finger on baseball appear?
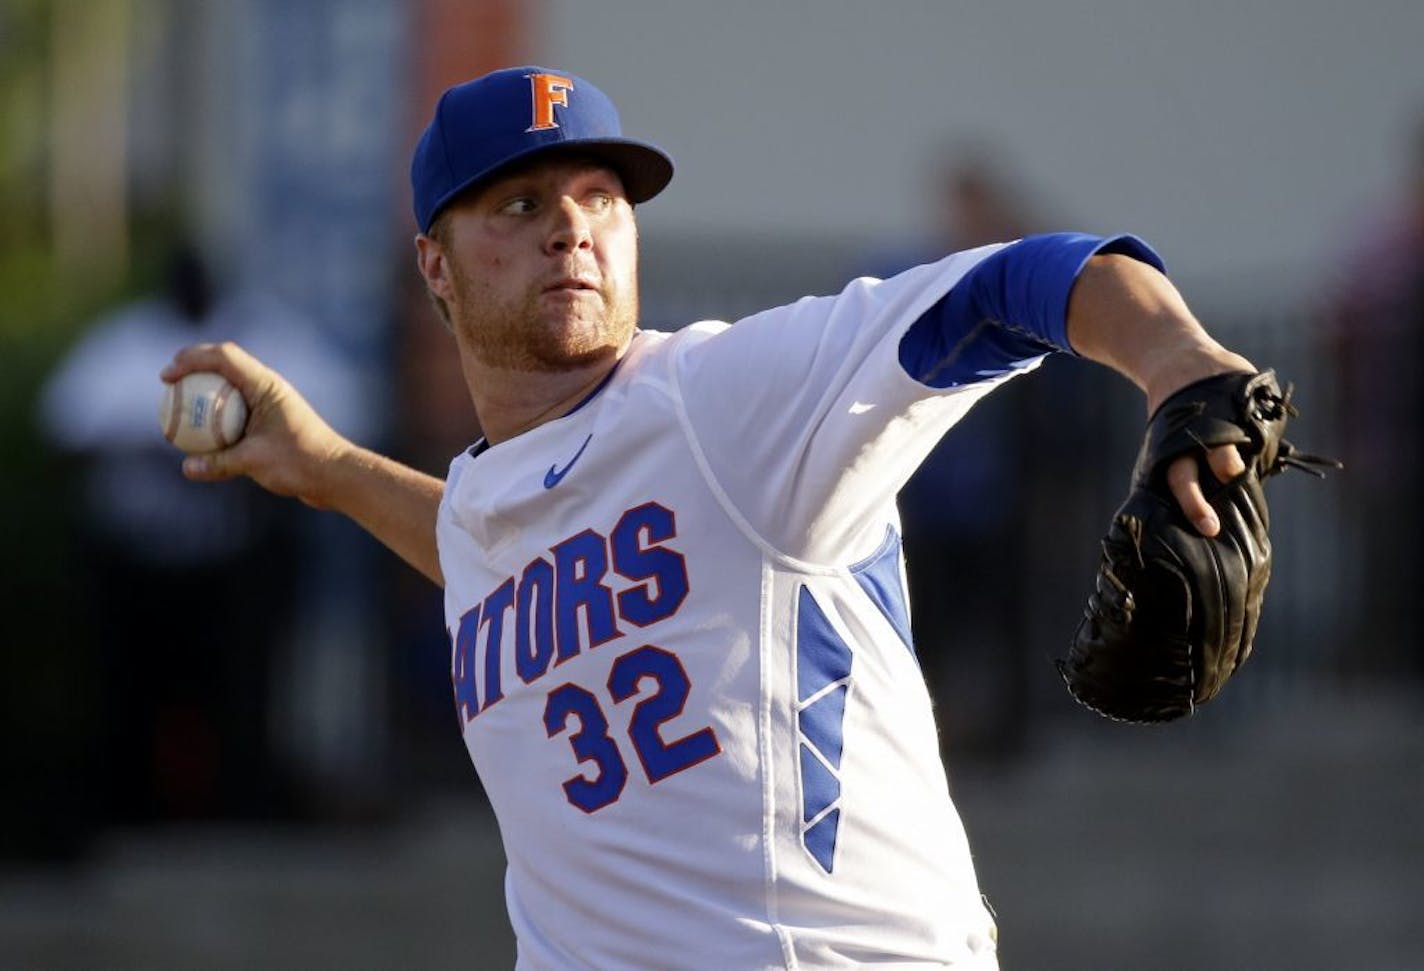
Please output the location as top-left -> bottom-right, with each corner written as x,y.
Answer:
161,342 -> 268,398
162,341 -> 230,380
1167,454 -> 1219,536
1206,444 -> 1246,483
181,445 -> 243,482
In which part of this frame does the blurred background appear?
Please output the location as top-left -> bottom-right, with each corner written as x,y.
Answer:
2,0 -> 1422,968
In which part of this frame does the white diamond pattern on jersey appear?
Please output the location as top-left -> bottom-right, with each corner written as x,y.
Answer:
794,586 -> 853,872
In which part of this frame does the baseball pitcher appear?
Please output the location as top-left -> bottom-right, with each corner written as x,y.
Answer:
163,67 -> 1330,968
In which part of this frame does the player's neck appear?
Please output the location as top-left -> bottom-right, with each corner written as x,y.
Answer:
461,351 -> 622,445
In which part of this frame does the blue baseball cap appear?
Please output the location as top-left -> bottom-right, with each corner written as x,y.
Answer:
410,66 -> 674,233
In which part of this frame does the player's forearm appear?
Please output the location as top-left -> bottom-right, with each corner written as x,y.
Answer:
318,444 -> 446,586
1066,253 -> 1255,412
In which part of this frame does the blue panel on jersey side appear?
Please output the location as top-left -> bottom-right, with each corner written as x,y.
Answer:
796,586 -> 853,703
850,529 -> 915,655
799,742 -> 840,823
799,685 -> 848,769
804,808 -> 841,874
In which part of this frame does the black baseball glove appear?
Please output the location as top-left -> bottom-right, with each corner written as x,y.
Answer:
1057,369 -> 1336,723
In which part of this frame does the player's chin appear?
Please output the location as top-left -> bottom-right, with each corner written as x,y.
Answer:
529,336 -> 622,372
534,306 -> 633,359
530,329 -> 624,372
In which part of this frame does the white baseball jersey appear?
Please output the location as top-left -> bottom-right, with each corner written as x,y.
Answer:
438,243 -> 1052,969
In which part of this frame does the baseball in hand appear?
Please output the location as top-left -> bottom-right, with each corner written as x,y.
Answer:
159,371 -> 248,453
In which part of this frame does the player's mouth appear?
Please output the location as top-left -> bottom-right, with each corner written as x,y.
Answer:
542,277 -> 599,296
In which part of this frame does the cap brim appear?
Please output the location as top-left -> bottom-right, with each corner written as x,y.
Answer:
425,138 -> 673,229
559,139 -> 674,205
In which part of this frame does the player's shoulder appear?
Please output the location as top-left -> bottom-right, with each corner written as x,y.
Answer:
635,321 -> 731,351
606,324 -> 734,390
681,320 -> 733,337
606,326 -> 690,385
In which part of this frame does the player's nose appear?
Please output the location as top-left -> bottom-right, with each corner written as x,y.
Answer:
545,196 -> 593,254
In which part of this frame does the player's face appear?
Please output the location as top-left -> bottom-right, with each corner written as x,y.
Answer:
429,157 -> 640,373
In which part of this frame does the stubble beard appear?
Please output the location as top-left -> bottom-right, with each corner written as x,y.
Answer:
450,262 -> 639,373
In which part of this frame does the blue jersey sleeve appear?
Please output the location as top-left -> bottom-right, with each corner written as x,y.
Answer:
899,232 -> 1165,388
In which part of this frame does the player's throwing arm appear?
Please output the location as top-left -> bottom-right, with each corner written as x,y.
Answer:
159,342 -> 447,586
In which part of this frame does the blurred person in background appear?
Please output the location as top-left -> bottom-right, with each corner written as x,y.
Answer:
38,242 -> 363,822
1328,114 -> 1424,677
859,150 -> 1042,759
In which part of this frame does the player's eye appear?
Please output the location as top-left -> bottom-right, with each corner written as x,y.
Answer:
498,196 -> 538,216
583,191 -> 614,213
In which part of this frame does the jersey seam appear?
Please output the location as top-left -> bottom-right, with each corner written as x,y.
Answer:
667,251 -> 1011,572
667,336 -> 849,578
759,559 -> 797,969
846,524 -> 897,575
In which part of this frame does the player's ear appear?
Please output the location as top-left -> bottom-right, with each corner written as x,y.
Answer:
415,233 -> 455,303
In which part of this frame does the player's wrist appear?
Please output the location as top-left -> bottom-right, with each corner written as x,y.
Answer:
1142,343 -> 1256,416
296,436 -> 364,511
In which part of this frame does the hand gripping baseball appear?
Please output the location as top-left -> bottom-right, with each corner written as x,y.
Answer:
160,342 -> 351,509
1057,369 -> 1338,722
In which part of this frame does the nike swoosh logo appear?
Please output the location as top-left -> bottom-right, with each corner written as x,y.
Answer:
544,434 -> 593,489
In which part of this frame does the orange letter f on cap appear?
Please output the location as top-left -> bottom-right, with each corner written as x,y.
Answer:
526,73 -> 574,132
